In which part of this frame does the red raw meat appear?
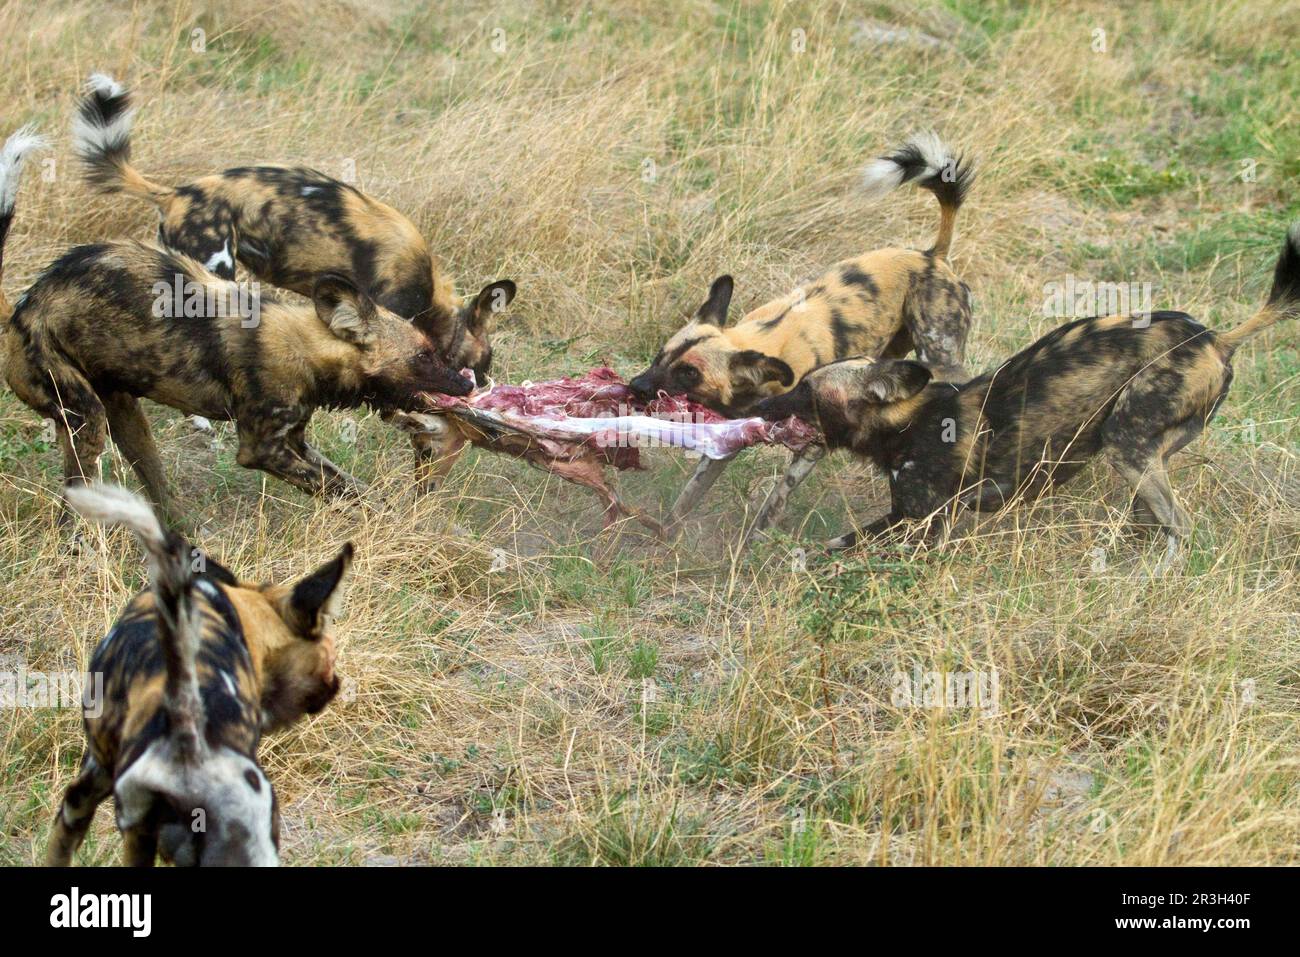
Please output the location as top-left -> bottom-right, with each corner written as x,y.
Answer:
422,366 -> 818,468
404,366 -> 821,536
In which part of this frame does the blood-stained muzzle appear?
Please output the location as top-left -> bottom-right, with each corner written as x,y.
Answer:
628,368 -> 663,402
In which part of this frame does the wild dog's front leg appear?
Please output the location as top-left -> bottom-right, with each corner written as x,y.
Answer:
829,493 -> 953,554
279,416 -> 368,496
827,513 -> 906,552
295,429 -> 368,497
236,409 -> 360,498
827,513 -> 944,552
743,443 -> 826,548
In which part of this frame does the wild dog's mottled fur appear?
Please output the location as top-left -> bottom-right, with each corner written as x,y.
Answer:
756,226 -> 1300,556
46,484 -> 350,867
1,235 -> 472,512
73,75 -> 516,378
629,132 -> 975,415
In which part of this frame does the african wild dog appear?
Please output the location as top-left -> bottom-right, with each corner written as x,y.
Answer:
47,483 -> 349,866
1,213 -> 472,514
73,74 -> 517,379
754,225 -> 1300,567
627,132 -> 975,531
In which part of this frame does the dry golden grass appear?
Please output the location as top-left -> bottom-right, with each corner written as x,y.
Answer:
0,0 -> 1297,865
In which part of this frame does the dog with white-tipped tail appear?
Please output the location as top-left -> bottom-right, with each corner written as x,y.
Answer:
627,132 -> 977,536
47,483 -> 352,866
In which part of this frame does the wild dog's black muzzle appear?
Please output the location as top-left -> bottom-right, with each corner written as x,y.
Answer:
421,360 -> 475,398
628,369 -> 661,402
440,370 -> 475,397
753,389 -> 804,422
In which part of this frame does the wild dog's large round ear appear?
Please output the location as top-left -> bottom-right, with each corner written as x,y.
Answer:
285,542 -> 354,638
312,274 -> 376,343
730,349 -> 795,388
863,360 -> 932,403
696,275 -> 734,326
464,279 -> 517,333
728,348 -> 795,384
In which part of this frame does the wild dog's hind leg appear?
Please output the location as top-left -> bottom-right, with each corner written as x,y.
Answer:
1103,348 -> 1227,566
46,753 -> 113,865
103,392 -> 171,515
904,272 -> 972,382
120,825 -> 158,867
10,364 -> 107,487
6,361 -> 106,522
1113,457 -> 1188,576
1105,450 -> 1189,538
1104,412 -> 1199,574
54,414 -> 106,490
1120,417 -> 1203,534
38,379 -> 108,494
58,417 -> 106,481
52,395 -> 108,525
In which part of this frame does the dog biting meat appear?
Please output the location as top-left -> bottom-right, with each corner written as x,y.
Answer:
390,367 -> 819,534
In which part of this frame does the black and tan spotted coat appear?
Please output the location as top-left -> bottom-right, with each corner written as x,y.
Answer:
630,132 -> 975,415
756,226 -> 1300,556
2,237 -> 473,514
46,484 -> 349,867
73,74 -> 516,379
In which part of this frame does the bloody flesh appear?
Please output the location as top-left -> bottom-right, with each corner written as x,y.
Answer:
405,367 -> 821,536
421,366 -> 819,468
